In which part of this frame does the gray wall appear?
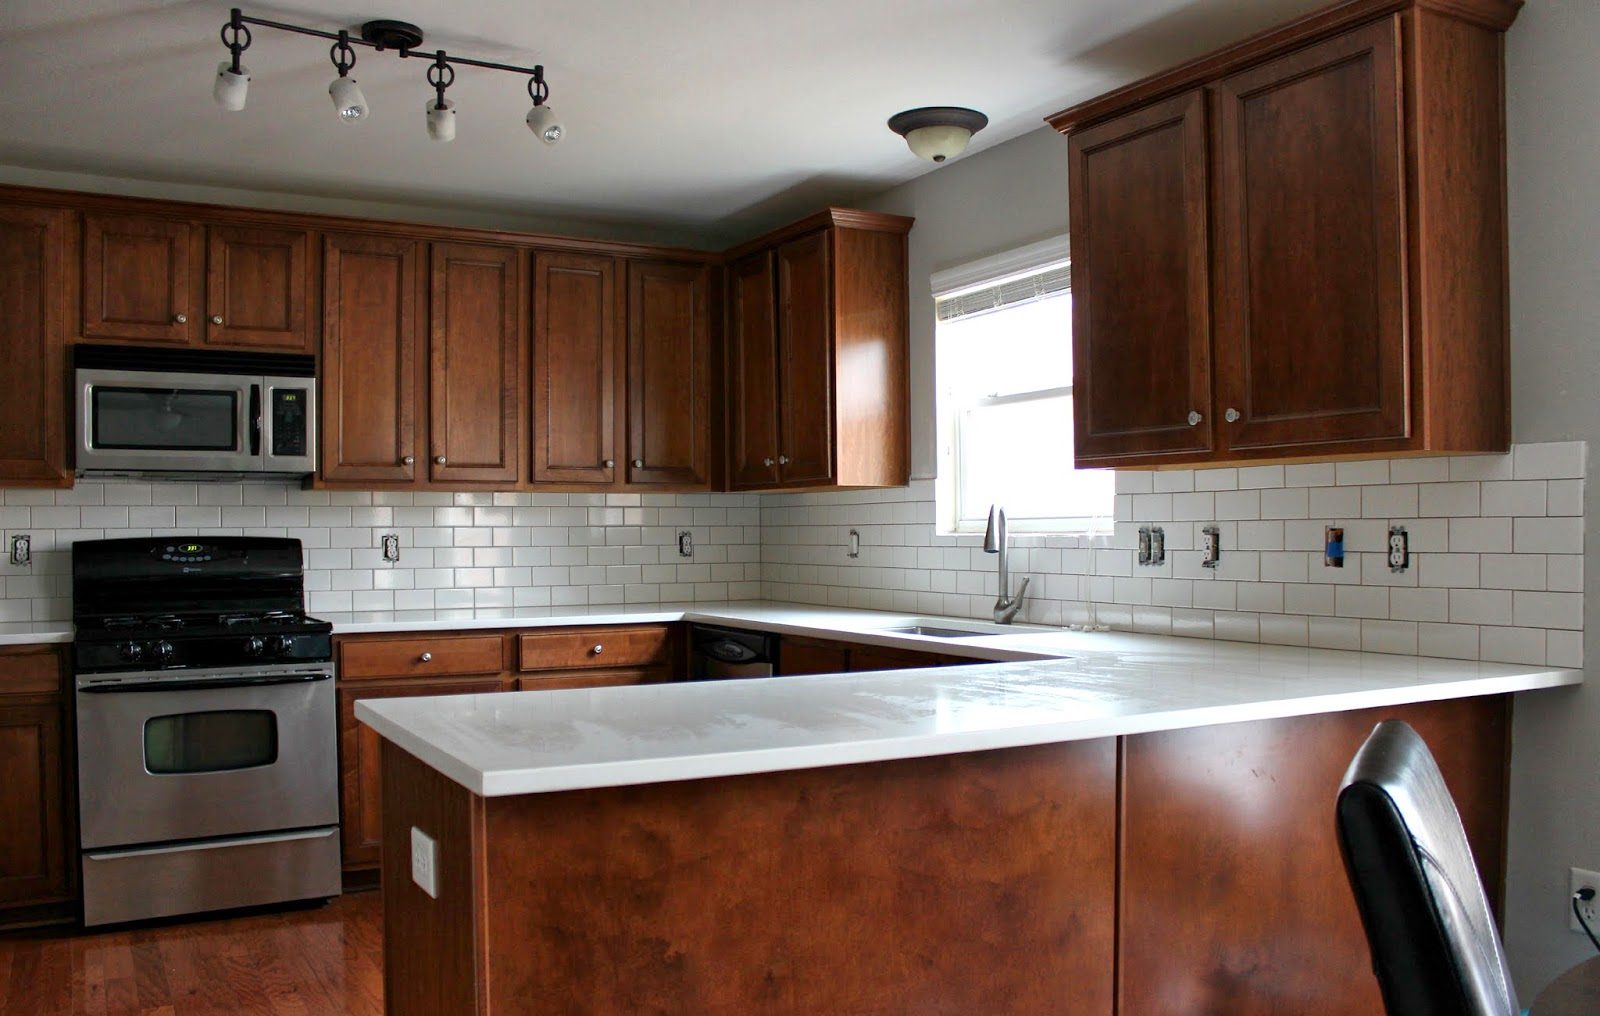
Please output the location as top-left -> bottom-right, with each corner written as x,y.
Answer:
1500,0 -> 1600,996
861,0 -> 1600,996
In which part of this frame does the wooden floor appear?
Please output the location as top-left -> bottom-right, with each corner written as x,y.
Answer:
0,891 -> 382,1016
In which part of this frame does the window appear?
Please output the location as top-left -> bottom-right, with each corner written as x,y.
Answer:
934,241 -> 1113,535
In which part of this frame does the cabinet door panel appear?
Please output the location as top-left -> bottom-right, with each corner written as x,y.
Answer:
429,243 -> 521,485
626,261 -> 710,487
321,233 -> 419,483
338,676 -> 504,869
515,667 -> 668,691
727,252 -> 781,489
1214,18 -> 1407,451
1068,89 -> 1212,462
532,252 -> 616,484
778,637 -> 851,676
0,702 -> 68,905
82,213 -> 193,344
775,232 -> 834,485
205,224 -> 310,351
0,205 -> 69,486
849,646 -> 944,673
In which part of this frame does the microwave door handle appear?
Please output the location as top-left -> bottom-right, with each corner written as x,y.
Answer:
248,383 -> 262,458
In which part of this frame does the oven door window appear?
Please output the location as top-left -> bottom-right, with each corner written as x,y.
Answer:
92,386 -> 239,451
144,710 -> 278,774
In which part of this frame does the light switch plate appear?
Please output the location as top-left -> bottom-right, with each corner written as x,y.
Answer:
411,826 -> 438,899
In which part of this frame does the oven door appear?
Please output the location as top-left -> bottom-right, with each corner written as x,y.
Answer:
75,664 -> 338,849
76,367 -> 259,474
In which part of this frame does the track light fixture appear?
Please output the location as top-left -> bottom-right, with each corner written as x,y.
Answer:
211,7 -> 561,145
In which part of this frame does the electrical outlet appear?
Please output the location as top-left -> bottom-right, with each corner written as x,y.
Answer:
411,826 -> 438,899
1570,867 -> 1599,933
381,533 -> 401,563
1201,526 -> 1221,569
1150,526 -> 1165,566
1325,526 -> 1346,568
847,529 -> 861,559
1137,527 -> 1152,566
1387,526 -> 1409,572
8,534 -> 29,567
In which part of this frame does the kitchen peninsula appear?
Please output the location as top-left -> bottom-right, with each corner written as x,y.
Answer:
354,605 -> 1579,1015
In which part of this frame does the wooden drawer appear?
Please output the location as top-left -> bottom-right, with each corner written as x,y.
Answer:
0,646 -> 63,697
518,626 -> 673,672
339,635 -> 505,681
515,667 -> 670,692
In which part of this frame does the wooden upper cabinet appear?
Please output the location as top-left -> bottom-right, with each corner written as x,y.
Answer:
0,205 -> 69,487
727,252 -> 781,489
1213,18 -> 1408,452
429,243 -> 522,485
321,233 -> 419,484
204,224 -> 310,352
1047,1 -> 1517,467
626,260 -> 711,487
81,213 -> 193,344
723,210 -> 912,492
1068,90 -> 1212,464
532,252 -> 617,485
775,231 -> 835,486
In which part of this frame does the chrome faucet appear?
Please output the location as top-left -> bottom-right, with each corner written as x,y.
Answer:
983,504 -> 1029,624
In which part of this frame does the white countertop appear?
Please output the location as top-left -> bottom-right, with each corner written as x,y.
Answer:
354,602 -> 1583,797
0,623 -> 73,646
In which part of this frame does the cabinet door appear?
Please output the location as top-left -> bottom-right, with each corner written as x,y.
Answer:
321,233 -> 419,483
532,252 -> 617,484
1213,18 -> 1407,451
727,251 -> 781,489
0,205 -> 69,486
204,224 -> 310,351
338,676 -> 505,869
849,645 -> 944,673
775,231 -> 835,485
0,701 -> 68,906
515,667 -> 668,691
626,261 -> 711,487
429,243 -> 521,485
1067,89 -> 1212,463
778,636 -> 851,676
81,213 -> 194,344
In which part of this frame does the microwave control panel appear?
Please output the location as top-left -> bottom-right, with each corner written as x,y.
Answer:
271,388 -> 309,457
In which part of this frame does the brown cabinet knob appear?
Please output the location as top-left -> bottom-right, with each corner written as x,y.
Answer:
592,644 -> 604,655
402,455 -> 415,466
419,652 -> 433,662
211,315 -> 224,325
173,313 -> 188,324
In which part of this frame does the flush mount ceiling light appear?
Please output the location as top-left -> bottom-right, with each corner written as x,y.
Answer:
212,7 -> 562,144
887,106 -> 989,163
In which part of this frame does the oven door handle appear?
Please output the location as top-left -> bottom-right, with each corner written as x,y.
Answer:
79,672 -> 333,694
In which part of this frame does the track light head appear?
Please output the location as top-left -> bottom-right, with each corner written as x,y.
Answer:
425,97 -> 456,142
329,75 -> 368,122
525,103 -> 563,145
213,61 -> 250,111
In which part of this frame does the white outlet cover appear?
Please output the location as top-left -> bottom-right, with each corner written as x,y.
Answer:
1569,867 -> 1599,933
411,826 -> 438,899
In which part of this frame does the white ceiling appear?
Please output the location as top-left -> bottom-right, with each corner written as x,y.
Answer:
0,0 -> 1326,245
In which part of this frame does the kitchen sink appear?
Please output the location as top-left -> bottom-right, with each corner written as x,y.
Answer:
881,619 -> 1028,638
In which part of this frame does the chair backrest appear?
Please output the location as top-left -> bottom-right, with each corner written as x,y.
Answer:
1336,720 -> 1518,1016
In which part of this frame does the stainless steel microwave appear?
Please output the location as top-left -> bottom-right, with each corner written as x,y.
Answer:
74,345 -> 316,478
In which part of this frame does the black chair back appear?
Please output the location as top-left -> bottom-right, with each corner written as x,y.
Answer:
1336,720 -> 1518,1016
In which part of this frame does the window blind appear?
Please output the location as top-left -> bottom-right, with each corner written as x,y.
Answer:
935,263 -> 1071,323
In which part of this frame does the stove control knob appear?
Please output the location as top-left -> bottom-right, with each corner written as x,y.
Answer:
269,635 -> 295,657
152,641 -> 175,664
119,642 -> 145,662
244,636 -> 266,656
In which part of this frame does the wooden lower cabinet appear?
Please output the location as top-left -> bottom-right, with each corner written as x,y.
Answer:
0,647 -> 71,912
849,644 -> 948,673
778,635 -> 947,675
515,667 -> 669,691
338,676 -> 507,870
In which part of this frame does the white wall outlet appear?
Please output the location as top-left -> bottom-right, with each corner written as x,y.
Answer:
1570,867 -> 1599,933
1201,525 -> 1221,569
8,534 -> 29,567
411,826 -> 438,899
1387,526 -> 1409,572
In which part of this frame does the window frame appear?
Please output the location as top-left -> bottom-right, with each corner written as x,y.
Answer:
933,236 -> 1113,537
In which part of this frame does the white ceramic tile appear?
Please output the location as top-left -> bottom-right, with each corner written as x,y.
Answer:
1362,484 -> 1418,519
1449,588 -> 1513,626
1389,588 -> 1449,623
1361,620 -> 1418,656
1512,591 -> 1583,630
1388,458 -> 1449,484
1479,626 -> 1545,665
1513,441 -> 1585,480
1194,468 -> 1238,491
1336,460 -> 1389,486
1418,623 -> 1480,661
1514,516 -> 1583,554
1480,480 -> 1547,517
1418,482 -> 1481,518
1153,471 -> 1195,494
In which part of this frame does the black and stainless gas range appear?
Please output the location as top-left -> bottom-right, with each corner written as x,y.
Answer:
71,536 -> 341,927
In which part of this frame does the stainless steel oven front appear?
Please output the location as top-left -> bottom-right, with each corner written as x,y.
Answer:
75,662 -> 338,848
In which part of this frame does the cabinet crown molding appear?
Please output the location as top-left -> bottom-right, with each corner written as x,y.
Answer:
1045,0 -> 1521,135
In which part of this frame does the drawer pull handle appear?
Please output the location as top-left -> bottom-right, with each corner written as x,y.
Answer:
419,652 -> 433,662
592,644 -> 604,655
